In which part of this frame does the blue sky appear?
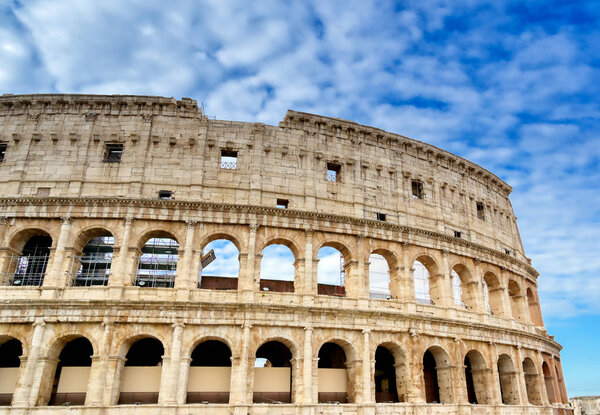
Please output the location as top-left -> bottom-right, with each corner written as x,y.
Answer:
1,0 -> 599,397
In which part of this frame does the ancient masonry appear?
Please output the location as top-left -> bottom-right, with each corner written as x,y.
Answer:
0,94 -> 571,415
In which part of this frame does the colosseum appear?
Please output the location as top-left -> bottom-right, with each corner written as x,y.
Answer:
0,94 -> 571,415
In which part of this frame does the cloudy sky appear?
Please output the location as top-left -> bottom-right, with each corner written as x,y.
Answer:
2,0 -> 599,397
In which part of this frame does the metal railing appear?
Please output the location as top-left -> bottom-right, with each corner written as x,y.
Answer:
134,255 -> 177,288
220,160 -> 237,169
3,254 -> 49,286
69,255 -> 112,286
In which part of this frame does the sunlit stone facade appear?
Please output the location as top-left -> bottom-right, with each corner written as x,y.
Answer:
0,94 -> 571,414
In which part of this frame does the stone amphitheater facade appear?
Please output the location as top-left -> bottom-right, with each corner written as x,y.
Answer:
0,94 -> 571,415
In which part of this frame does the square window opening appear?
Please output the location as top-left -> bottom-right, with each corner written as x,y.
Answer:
504,248 -> 511,255
104,143 -> 123,163
36,187 -> 51,197
276,199 -> 289,209
376,212 -> 386,221
327,162 -> 341,182
158,190 -> 173,200
0,142 -> 7,162
454,231 -> 462,238
476,202 -> 485,220
220,150 -> 238,169
411,180 -> 424,199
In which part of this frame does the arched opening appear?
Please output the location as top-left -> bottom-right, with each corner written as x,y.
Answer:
413,260 -> 432,304
118,338 -> 164,404
555,364 -> 567,404
508,280 -> 524,321
318,343 -> 349,403
375,346 -> 398,403
464,350 -> 492,404
483,272 -> 503,316
254,341 -> 292,403
522,358 -> 542,405
199,239 -> 239,290
451,265 -> 478,310
72,235 -> 114,286
8,234 -> 52,286
136,237 -> 178,288
260,244 -> 295,293
451,269 -> 464,308
187,340 -> 232,403
369,254 -> 391,299
317,246 -> 346,297
497,354 -> 519,405
527,288 -> 542,326
542,361 -> 557,403
0,338 -> 22,406
423,347 -> 452,403
49,337 -> 93,406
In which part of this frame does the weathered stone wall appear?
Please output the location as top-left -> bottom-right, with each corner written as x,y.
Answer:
0,94 -> 570,415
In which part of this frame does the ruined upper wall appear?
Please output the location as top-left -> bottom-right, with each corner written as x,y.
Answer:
0,94 -> 525,260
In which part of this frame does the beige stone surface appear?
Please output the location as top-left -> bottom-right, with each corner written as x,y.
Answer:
0,94 -> 571,414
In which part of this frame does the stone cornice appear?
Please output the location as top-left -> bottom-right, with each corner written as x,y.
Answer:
0,196 -> 539,280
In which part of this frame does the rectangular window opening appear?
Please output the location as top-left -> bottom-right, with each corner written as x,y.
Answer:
220,150 -> 237,169
158,190 -> 173,200
326,162 -> 341,182
476,202 -> 485,220
376,212 -> 386,221
36,187 -> 51,197
104,143 -> 123,163
504,248 -> 511,255
276,199 -> 289,209
0,142 -> 7,162
454,231 -> 462,238
411,180 -> 424,199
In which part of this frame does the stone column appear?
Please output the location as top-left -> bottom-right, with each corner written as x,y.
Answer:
85,321 -> 113,405
43,217 -> 72,289
471,259 -> 486,313
488,344 -> 502,404
239,223 -> 258,294
356,235 -> 369,299
514,347 -> 527,404
12,318 -> 46,407
407,334 -> 424,403
434,250 -> 453,307
303,229 -> 315,295
398,243 -> 415,302
292,356 -> 303,403
176,357 -> 191,405
159,323 -> 185,405
302,326 -> 313,404
230,323 -> 251,404
175,221 -> 197,289
103,356 -> 127,406
361,329 -> 373,403
109,217 -> 133,287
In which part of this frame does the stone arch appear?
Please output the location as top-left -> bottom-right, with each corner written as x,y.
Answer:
464,349 -> 493,404
117,335 -> 166,405
187,338 -> 233,404
526,287 -> 543,326
135,231 -> 179,288
199,236 -> 240,290
71,227 -> 115,287
423,345 -> 453,403
72,225 -> 119,252
316,339 -> 357,403
260,237 -> 301,260
199,232 -> 243,254
186,335 -> 235,359
368,248 -> 398,299
413,254 -> 441,305
253,337 -> 296,403
542,361 -> 557,403
38,335 -> 94,406
115,332 -> 170,359
4,228 -> 53,286
317,241 -> 351,297
483,272 -> 504,316
497,353 -> 519,405
259,239 -> 297,293
7,227 -> 55,253
451,263 -> 477,310
0,336 -> 24,406
508,279 -> 525,322
374,341 -> 407,403
522,357 -> 542,405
